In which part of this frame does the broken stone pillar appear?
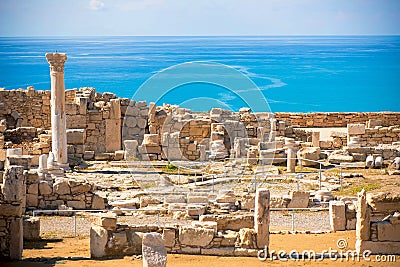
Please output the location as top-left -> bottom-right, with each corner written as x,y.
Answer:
142,232 -> 167,267
312,131 -> 320,147
124,140 -> 138,160
106,99 -> 121,152
356,189 -> 370,241
37,154 -> 48,179
329,201 -> 346,231
254,188 -> 270,249
285,138 -> 296,173
46,53 -> 69,171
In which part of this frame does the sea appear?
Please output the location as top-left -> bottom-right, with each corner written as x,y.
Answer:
0,36 -> 399,112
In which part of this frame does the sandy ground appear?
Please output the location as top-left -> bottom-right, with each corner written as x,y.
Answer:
3,231 -> 399,267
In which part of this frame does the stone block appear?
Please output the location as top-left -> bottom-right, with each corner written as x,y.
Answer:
254,188 -> 270,249
67,129 -> 86,145
377,222 -> 400,241
38,181 -> 52,195
288,191 -> 310,208
347,123 -> 365,135
90,226 -> 108,258
240,195 -> 255,210
0,203 -> 23,216
187,195 -> 208,204
142,233 -> 167,267
366,191 -> 400,212
162,228 -> 176,248
329,201 -> 346,231
92,212 -> 117,230
10,217 -> 23,260
23,217 -> 40,241
26,193 -> 38,207
67,200 -> 86,210
114,150 -> 124,161
106,119 -> 121,152
2,166 -> 25,202
186,204 -> 206,218
91,194 -> 105,209
179,226 -> 214,247
53,179 -> 71,195
297,147 -> 320,167
201,247 -> 234,256
200,214 -> 253,231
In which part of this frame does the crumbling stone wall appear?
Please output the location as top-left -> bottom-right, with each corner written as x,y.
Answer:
25,170 -> 105,210
355,190 -> 400,255
276,112 -> 400,128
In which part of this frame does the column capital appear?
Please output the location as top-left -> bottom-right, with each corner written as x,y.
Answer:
46,53 -> 67,72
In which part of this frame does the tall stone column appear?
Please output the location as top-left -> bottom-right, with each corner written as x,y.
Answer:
46,53 -> 69,170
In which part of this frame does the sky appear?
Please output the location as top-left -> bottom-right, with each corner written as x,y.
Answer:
0,0 -> 399,36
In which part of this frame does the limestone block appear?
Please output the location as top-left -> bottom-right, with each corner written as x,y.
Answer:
346,218 -> 357,230
186,204 -> 206,218
200,214 -> 253,231
328,154 -> 354,164
39,181 -> 52,195
91,194 -> 105,209
26,193 -> 38,207
297,147 -> 320,167
254,188 -> 270,249
179,226 -> 214,247
0,203 -> 23,216
140,195 -> 161,208
347,123 -> 365,135
215,190 -> 236,203
142,233 -> 167,267
124,117 -> 137,127
109,99 -> 121,120
123,140 -> 138,160
240,195 -> 255,210
201,247 -> 234,256
23,217 -> 40,241
162,228 -> 176,248
10,217 -> 23,260
2,166 -> 25,202
90,226 -> 108,258
238,228 -> 257,249
66,129 -> 86,145
91,213 -> 117,230
143,134 -> 159,146
114,150 -> 124,161
377,222 -> 400,241
288,191 -> 310,208
220,230 -> 238,247
106,119 -> 121,152
366,191 -> 400,212
329,201 -> 346,231
53,179 -> 71,195
356,190 -> 370,241
67,200 -> 86,210
70,183 -> 91,194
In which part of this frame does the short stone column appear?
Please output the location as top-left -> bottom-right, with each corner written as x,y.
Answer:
142,232 -> 167,267
46,53 -> 69,171
329,201 -> 346,231
285,138 -> 296,173
254,188 -> 270,249
124,140 -> 138,160
312,131 -> 320,147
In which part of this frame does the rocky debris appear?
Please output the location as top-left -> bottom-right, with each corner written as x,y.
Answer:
297,147 -> 320,167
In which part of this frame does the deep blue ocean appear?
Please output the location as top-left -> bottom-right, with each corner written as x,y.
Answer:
0,36 -> 399,112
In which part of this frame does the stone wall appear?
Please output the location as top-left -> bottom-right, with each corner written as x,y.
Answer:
25,170 -> 105,210
355,190 -> 400,255
0,87 -> 51,129
276,112 -> 400,128
1,87 -> 400,163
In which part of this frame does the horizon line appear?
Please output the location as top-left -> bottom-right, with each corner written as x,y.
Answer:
1,34 -> 400,38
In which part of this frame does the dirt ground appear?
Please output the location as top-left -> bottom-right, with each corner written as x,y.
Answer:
3,231 -> 399,267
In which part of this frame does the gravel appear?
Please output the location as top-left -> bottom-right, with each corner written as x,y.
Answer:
38,210 -> 330,238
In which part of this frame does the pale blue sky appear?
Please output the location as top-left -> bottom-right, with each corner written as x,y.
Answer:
0,0 -> 399,36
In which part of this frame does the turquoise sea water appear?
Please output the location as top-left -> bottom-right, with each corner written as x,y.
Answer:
0,36 -> 399,112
